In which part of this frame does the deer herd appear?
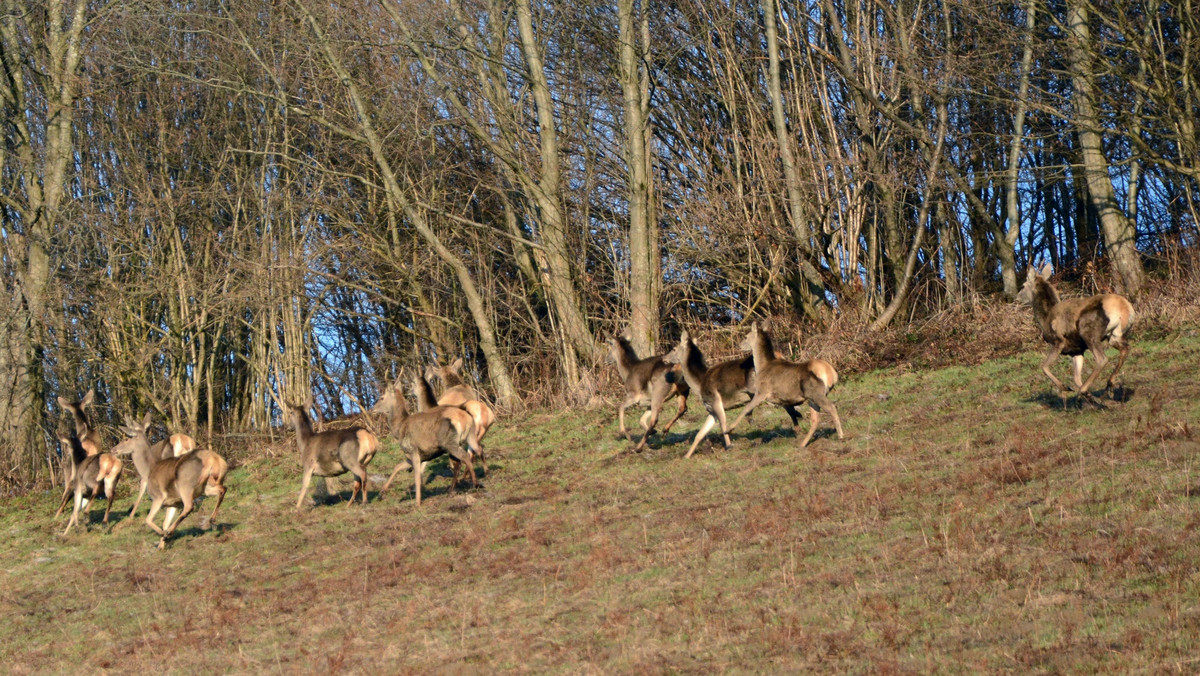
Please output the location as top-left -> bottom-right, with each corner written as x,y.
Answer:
48,265 -> 1135,548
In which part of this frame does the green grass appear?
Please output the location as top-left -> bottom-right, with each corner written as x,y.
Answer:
4,331 -> 1200,672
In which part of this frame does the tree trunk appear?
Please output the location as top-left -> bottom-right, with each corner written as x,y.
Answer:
618,0 -> 659,356
1067,0 -> 1145,295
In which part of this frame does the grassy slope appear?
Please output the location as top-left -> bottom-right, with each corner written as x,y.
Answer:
3,332 -> 1200,673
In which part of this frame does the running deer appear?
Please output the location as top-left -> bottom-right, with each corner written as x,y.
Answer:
119,413 -> 228,549
373,375 -> 479,506
114,416 -> 206,521
413,371 -> 476,481
55,432 -> 123,535
425,358 -> 496,468
289,399 -> 379,510
57,390 -> 103,489
662,331 -> 756,458
727,322 -> 844,447
607,333 -> 690,452
1017,264 -> 1134,405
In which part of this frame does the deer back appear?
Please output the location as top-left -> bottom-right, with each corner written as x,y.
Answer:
705,355 -> 756,401
148,453 -> 208,504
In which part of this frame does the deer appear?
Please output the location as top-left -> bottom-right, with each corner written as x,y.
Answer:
56,390 -> 104,489
726,322 -> 844,447
662,330 -> 756,458
1016,263 -> 1134,406
373,374 -> 480,507
54,431 -> 123,535
288,398 -> 379,510
424,357 -> 496,469
116,413 -> 228,549
413,370 -> 478,482
57,389 -> 102,455
113,416 -> 206,521
607,332 -> 690,452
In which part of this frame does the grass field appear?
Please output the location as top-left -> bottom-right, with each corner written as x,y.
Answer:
3,330 -> 1200,673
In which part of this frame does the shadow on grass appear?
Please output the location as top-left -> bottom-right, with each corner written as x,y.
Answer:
1024,386 -> 1135,411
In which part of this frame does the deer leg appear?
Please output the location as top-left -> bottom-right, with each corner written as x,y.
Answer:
1040,345 -> 1069,404
633,400 -> 662,452
1071,355 -> 1085,392
412,451 -> 424,507
381,458 -> 412,497
728,392 -> 769,435
797,405 -> 822,448
63,489 -> 84,536
617,398 -> 634,441
808,393 -> 845,441
713,397 -> 734,449
127,479 -> 149,520
1079,344 -> 1110,396
54,483 -> 73,519
659,393 -> 689,436
101,473 -> 119,526
1080,336 -> 1113,398
144,497 -> 167,537
467,434 -> 483,485
460,451 -> 477,490
783,405 -> 803,436
203,481 -> 227,529
1106,339 -> 1131,391
161,496 -> 196,549
296,464 -> 316,511
684,414 -> 718,459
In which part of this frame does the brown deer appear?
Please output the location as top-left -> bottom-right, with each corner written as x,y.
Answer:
119,413 -> 228,549
114,416 -> 207,521
373,375 -> 479,506
727,322 -> 844,447
662,330 -> 756,458
288,399 -> 379,510
55,432 -> 123,535
1017,264 -> 1134,405
57,389 -> 102,456
57,390 -> 104,491
607,333 -> 690,452
413,371 -> 476,482
425,358 -> 495,470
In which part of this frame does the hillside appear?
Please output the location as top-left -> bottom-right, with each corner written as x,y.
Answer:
3,331 -> 1200,673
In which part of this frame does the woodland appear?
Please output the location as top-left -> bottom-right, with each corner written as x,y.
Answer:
1,0 -> 1197,488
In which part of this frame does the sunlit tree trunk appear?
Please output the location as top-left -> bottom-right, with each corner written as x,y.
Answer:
1067,0 -> 1145,295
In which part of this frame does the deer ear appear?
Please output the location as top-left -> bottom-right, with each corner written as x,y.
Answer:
57,396 -> 70,408
81,389 -> 95,407
1040,263 -> 1053,278
450,357 -> 463,371
142,411 -> 152,429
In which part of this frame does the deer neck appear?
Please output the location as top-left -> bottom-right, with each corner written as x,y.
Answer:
676,342 -> 709,393
389,393 -> 411,433
67,409 -> 91,442
414,377 -> 438,411
65,435 -> 88,469
1031,279 -> 1059,332
292,409 -> 315,450
611,338 -> 640,379
133,432 -> 158,474
747,330 -> 774,370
